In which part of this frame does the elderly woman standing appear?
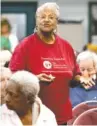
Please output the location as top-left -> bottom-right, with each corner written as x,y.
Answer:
9,2 -> 86,125
1,71 -> 57,126
70,51 -> 97,107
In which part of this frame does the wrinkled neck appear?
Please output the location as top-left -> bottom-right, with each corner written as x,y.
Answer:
17,105 -> 32,117
37,30 -> 55,44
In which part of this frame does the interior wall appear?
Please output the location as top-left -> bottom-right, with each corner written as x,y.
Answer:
58,23 -> 84,51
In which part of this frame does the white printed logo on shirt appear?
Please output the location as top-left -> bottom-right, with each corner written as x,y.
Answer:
43,61 -> 52,69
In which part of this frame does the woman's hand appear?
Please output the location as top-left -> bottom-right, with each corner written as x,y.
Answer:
80,76 -> 96,90
74,74 -> 96,90
37,73 -> 55,83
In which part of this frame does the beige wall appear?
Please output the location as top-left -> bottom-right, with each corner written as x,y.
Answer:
58,23 -> 84,51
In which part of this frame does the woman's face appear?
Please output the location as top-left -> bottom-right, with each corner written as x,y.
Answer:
1,24 -> 10,34
79,58 -> 96,78
5,83 -> 28,114
36,8 -> 57,33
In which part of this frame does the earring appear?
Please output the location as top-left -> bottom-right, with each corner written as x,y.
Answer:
54,27 -> 57,33
34,27 -> 37,33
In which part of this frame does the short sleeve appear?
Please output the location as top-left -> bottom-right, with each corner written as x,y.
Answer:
9,40 -> 28,72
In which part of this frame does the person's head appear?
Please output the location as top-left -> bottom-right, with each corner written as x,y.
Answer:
1,18 -> 11,35
0,50 -> 12,67
5,71 -> 40,115
77,51 -> 97,78
36,2 -> 59,33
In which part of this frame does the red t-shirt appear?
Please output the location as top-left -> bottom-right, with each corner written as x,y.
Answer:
9,33 -> 80,124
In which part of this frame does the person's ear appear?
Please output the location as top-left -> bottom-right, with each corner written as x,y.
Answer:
27,95 -> 35,105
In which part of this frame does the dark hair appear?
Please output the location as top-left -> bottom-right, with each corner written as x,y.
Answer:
1,18 -> 11,32
82,45 -> 87,51
4,61 -> 10,68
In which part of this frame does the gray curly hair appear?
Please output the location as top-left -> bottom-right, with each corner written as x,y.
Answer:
7,70 -> 40,103
36,2 -> 60,19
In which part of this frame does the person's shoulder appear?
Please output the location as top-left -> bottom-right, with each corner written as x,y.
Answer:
41,104 -> 55,118
20,33 -> 36,46
20,33 -> 34,42
9,33 -> 17,38
14,33 -> 35,50
9,33 -> 18,41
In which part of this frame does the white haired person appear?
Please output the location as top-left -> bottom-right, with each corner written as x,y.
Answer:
1,71 -> 57,126
70,51 -> 97,107
9,2 -> 89,125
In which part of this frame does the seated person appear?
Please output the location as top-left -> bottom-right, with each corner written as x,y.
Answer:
70,51 -> 97,107
1,71 -> 57,126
